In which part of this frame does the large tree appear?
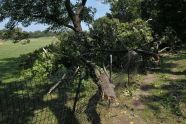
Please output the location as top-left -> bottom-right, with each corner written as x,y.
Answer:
0,0 -> 160,107
0,0 -> 94,32
0,0 -> 118,103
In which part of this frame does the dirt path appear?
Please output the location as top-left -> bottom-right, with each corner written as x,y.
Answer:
101,107 -> 146,124
99,74 -> 157,124
142,73 -> 156,84
99,53 -> 186,124
97,53 -> 186,124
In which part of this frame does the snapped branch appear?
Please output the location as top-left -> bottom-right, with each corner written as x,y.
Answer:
48,66 -> 80,94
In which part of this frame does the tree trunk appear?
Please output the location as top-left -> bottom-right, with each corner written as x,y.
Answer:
64,0 -> 117,103
82,59 -> 117,103
73,16 -> 83,32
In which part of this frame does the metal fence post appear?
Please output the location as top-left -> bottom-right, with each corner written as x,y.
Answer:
110,54 -> 112,82
73,74 -> 82,114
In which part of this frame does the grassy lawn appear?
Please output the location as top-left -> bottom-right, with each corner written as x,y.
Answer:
0,37 -> 56,59
0,37 -> 185,124
100,52 -> 186,124
0,37 -> 92,124
0,37 -> 55,82
0,36 -> 95,124
0,37 -> 63,124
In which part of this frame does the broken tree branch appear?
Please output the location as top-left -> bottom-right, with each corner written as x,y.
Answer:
48,66 -> 80,94
81,57 -> 117,103
134,49 -> 159,59
48,74 -> 66,94
158,47 -> 170,53
94,48 -> 158,57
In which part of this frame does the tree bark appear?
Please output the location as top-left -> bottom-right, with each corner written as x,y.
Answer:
64,0 -> 117,103
81,59 -> 117,102
64,1 -> 160,104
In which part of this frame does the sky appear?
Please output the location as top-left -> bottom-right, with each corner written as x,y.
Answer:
0,1 -> 110,32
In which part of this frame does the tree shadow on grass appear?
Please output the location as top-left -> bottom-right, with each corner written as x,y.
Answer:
0,58 -> 20,80
0,74 -> 79,124
163,54 -> 186,61
156,62 -> 186,76
46,85 -> 79,124
156,54 -> 186,76
138,53 -> 186,121
141,79 -> 186,119
85,90 -> 101,124
0,80 -> 35,124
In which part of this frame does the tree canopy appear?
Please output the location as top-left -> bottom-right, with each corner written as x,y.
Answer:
0,0 -> 95,32
109,0 -> 143,22
0,0 -> 122,103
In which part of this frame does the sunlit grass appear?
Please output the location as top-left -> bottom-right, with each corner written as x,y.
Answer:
0,37 -> 55,59
112,52 -> 186,124
0,38 -> 185,124
0,37 -> 55,82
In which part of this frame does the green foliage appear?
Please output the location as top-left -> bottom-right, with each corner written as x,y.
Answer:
57,32 -> 82,67
28,31 -> 56,38
0,28 -> 30,43
161,93 -> 182,116
90,17 -> 120,50
91,17 -> 153,50
158,27 -> 181,50
109,0 -> 186,50
0,30 -> 3,39
18,32 -> 90,84
0,28 -> 56,42
109,0 -> 143,22
89,17 -> 153,69
20,47 -> 56,81
0,0 -> 95,31
18,44 -> 57,69
117,19 -> 153,49
141,0 -> 186,47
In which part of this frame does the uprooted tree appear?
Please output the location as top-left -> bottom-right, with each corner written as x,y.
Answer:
0,0 -> 159,104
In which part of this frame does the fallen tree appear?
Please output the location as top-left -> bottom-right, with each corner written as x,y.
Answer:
0,0 -> 159,106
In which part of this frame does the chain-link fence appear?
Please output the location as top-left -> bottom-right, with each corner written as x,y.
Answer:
0,51 -> 146,124
0,76 -> 81,124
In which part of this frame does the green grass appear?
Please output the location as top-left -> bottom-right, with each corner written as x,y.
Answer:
0,37 -> 75,124
0,37 -> 92,124
0,37 -> 55,81
0,37 -> 55,59
0,38 -> 185,124
111,52 -> 186,124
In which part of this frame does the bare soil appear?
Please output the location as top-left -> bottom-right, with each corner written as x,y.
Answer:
99,73 -> 157,124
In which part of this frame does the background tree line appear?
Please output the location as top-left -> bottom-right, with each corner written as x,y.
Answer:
0,28 -> 55,40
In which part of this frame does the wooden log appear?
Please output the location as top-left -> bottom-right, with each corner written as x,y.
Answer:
81,57 -> 118,103
48,66 -> 80,94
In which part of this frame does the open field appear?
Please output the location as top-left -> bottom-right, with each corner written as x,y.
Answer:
0,37 -> 56,59
0,37 -> 67,124
0,38 -> 185,124
0,37 -> 56,82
